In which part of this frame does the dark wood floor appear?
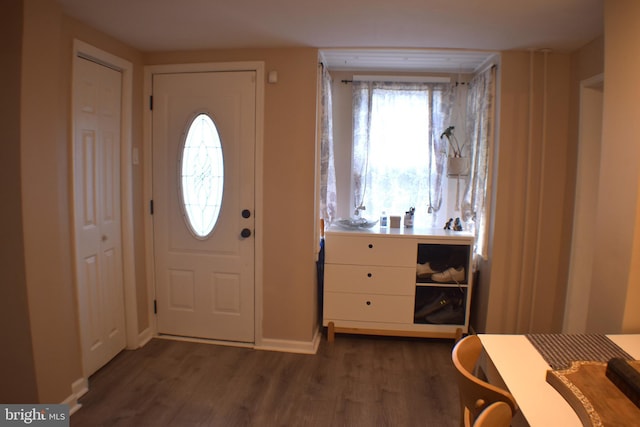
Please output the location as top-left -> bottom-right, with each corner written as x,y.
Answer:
71,334 -> 461,427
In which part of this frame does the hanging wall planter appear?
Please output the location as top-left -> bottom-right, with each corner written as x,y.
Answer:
440,126 -> 469,177
447,156 -> 470,177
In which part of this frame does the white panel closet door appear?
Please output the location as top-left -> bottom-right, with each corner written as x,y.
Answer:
73,56 -> 126,376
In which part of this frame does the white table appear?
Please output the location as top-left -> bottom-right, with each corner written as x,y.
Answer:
478,334 -> 640,427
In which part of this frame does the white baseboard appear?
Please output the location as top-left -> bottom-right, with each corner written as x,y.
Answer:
72,377 -> 89,398
138,326 -> 153,347
62,377 -> 88,415
256,327 -> 321,354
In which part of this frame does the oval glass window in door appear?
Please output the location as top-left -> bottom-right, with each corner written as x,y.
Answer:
179,113 -> 224,238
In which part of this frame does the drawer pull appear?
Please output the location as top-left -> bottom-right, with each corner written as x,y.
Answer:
367,273 -> 372,278
368,244 -> 373,249
366,301 -> 371,306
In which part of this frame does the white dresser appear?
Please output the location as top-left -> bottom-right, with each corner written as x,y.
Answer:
323,226 -> 474,342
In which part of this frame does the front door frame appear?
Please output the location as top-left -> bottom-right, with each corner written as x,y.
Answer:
143,62 -> 265,347
72,39 -> 139,360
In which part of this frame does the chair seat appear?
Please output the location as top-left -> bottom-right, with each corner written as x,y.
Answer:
472,401 -> 513,427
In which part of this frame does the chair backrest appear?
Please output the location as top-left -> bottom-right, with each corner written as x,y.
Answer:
452,335 -> 517,427
473,401 -> 513,427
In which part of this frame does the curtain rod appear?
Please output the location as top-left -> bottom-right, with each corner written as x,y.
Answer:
341,79 -> 469,85
351,75 -> 450,83
340,66 -> 497,85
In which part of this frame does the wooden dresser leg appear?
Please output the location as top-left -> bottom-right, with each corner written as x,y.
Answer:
328,321 -> 335,343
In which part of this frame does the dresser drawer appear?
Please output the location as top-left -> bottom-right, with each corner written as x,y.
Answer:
324,292 -> 413,323
324,264 -> 414,295
325,235 -> 415,267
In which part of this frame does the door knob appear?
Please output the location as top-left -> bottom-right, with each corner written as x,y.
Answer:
241,228 -> 252,238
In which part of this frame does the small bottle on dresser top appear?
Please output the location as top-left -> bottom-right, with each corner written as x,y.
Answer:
380,211 -> 388,228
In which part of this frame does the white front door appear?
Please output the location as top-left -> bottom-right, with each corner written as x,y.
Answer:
73,56 -> 126,376
152,71 -> 255,342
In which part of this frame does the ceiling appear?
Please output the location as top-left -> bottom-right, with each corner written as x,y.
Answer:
58,0 -> 603,72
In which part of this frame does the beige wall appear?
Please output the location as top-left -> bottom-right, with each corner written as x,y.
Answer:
588,0 -> 640,332
0,0 -> 39,403
21,0 -> 82,402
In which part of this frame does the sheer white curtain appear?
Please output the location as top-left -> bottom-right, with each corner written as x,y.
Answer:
463,66 -> 496,259
429,84 -> 456,218
319,65 -> 336,224
352,81 -> 453,225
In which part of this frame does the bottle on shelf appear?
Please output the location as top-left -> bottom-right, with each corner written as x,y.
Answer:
380,211 -> 388,228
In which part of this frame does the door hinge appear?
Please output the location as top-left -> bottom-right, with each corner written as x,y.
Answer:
149,95 -> 153,110
150,199 -> 154,215
154,299 -> 157,314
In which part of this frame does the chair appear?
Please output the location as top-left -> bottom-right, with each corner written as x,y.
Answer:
452,335 -> 517,427
473,402 -> 513,427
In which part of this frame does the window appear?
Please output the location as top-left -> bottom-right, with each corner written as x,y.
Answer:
320,67 -> 495,259
179,113 -> 224,238
352,81 -> 453,227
